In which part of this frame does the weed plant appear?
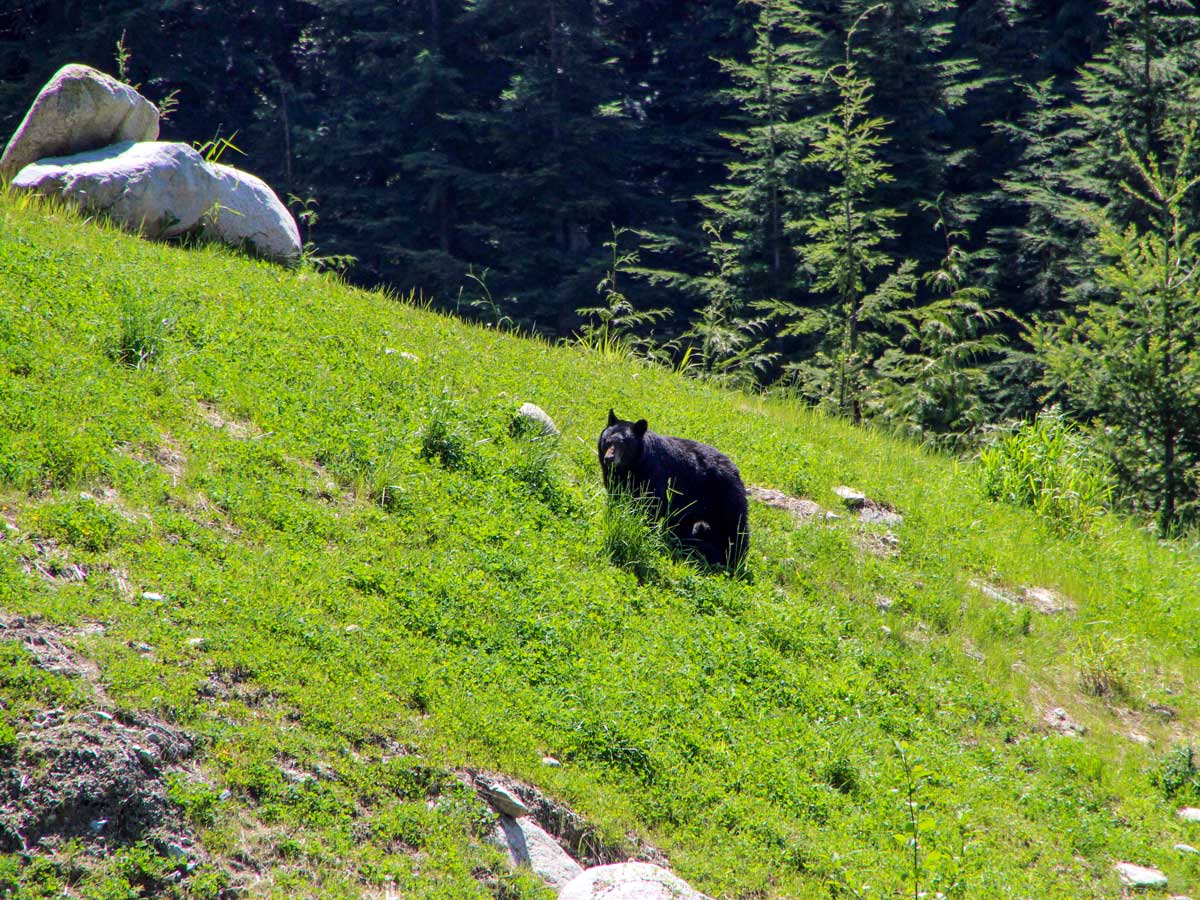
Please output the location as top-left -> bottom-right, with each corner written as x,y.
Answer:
107,295 -> 174,369
1153,745 -> 1200,801
977,409 -> 1113,531
600,489 -> 669,581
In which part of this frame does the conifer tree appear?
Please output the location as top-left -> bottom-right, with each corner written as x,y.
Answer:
838,0 -> 985,262
872,198 -> 1010,446
696,0 -> 825,304
290,0 -> 483,292
1040,131 -> 1200,535
1071,0 -> 1200,233
763,11 -> 916,423
453,0 -> 638,329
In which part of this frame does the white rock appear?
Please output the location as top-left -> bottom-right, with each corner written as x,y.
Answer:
492,815 -> 583,890
13,141 -> 217,239
541,755 -> 561,767
1043,706 -> 1085,737
141,592 -> 164,602
1175,844 -> 1198,855
1114,862 -> 1168,889
1,64 -> 158,179
200,162 -> 302,263
478,780 -> 530,818
559,863 -> 710,900
833,485 -> 867,508
514,403 -> 559,437
1179,807 -> 1200,823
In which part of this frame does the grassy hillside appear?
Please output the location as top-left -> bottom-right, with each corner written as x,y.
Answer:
1,191 -> 1199,900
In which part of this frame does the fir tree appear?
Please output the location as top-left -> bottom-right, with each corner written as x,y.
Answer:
872,198 -> 1011,447
1040,130 -> 1200,535
695,0 -> 823,304
1071,0 -> 1200,233
764,10 -> 916,423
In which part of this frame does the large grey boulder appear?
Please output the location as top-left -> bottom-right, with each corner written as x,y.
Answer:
13,141 -> 217,239
1,64 -> 158,180
201,163 -> 302,262
490,815 -> 584,891
559,863 -> 709,900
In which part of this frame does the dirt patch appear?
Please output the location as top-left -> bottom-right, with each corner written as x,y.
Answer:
19,537 -> 88,585
199,401 -> 262,440
1042,706 -> 1086,737
123,436 -> 187,486
747,485 -> 838,523
853,529 -> 901,558
748,485 -> 900,557
0,707 -> 196,853
0,614 -> 202,862
971,580 -> 1076,615
0,614 -> 106,687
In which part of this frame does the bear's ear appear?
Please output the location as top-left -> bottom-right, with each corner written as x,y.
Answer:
633,419 -> 648,437
607,408 -> 618,427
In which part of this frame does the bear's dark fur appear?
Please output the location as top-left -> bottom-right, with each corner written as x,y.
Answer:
598,409 -> 749,568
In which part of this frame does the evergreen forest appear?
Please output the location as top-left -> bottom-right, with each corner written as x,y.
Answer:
5,0 -> 1200,535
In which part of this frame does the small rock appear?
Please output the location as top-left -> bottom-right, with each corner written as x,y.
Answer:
541,756 -> 561,767
130,642 -> 153,654
1128,731 -> 1152,746
478,779 -> 530,818
134,746 -> 160,769
833,485 -> 867,508
87,818 -> 107,834
876,596 -> 893,612
186,637 -> 208,650
141,592 -> 164,602
880,625 -> 893,637
1043,706 -> 1085,737
1114,862 -> 1168,889
1179,807 -> 1200,823
399,352 -> 419,362
1150,702 -> 1179,721
166,843 -> 187,862
513,403 -> 559,438
1175,844 -> 1198,855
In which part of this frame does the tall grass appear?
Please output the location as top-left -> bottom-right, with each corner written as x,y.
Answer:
977,410 -> 1113,531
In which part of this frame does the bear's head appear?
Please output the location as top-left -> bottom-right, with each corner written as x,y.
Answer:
598,409 -> 648,478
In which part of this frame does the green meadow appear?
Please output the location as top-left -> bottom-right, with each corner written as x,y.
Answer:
0,192 -> 1198,899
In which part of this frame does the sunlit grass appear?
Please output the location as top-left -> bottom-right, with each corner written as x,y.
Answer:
1,190 -> 1198,899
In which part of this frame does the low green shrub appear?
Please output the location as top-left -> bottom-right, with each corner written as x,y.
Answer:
1152,744 -> 1200,801
977,410 -> 1112,531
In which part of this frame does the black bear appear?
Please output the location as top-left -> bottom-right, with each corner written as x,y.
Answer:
598,409 -> 749,569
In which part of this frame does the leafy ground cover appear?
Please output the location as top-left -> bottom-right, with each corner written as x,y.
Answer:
0,191 -> 1198,899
